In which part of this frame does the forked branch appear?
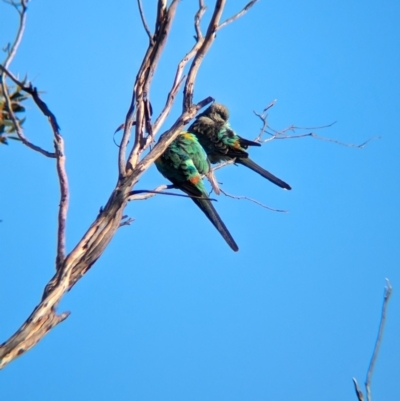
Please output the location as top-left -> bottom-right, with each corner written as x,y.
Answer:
220,189 -> 288,213
253,101 -> 380,149
217,0 -> 259,30
2,0 -> 29,70
0,0 -> 259,369
137,0 -> 153,43
0,65 -> 69,269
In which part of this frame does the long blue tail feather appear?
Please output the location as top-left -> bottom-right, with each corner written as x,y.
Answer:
237,157 -> 292,190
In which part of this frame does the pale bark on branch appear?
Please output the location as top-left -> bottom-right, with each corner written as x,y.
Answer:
0,0 -> 260,369
252,101 -> 380,148
352,279 -> 393,401
3,0 -> 377,371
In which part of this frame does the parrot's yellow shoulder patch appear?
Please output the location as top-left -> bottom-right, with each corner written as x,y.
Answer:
182,132 -> 195,141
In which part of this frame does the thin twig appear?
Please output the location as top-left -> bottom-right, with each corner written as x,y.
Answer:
253,102 -> 378,150
262,100 -> 276,113
132,1 -> 181,167
274,132 -> 380,149
0,67 -> 56,156
126,0 -> 180,171
211,159 -> 236,172
253,102 -> 335,142
0,1 -> 53,156
0,63 -> 26,86
113,120 -> 136,148
137,0 -> 153,43
127,184 -> 168,201
54,135 -> 68,269
128,187 -> 217,202
119,0 -> 172,176
365,279 -> 393,401
194,0 -> 206,40
150,74 -> 186,139
2,0 -> 29,69
15,82 -> 68,268
150,1 -> 208,141
352,378 -> 365,401
0,67 -> 69,268
0,71 -> 63,137
118,98 -> 135,176
118,1 -> 174,176
352,280 -> 393,401
0,81 -> 55,156
119,216 -> 135,227
262,122 -> 337,140
272,122 -> 337,132
183,0 -> 226,110
217,0 -> 259,30
253,107 -> 272,142
220,189 -> 288,213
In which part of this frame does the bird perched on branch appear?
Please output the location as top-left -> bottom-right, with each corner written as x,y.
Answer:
155,132 -> 239,252
188,103 -> 291,190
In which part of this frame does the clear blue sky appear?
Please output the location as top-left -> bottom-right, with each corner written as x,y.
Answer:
1,1 -> 399,400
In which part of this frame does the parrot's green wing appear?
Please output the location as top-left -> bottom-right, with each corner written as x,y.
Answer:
189,103 -> 292,190
155,133 -> 238,251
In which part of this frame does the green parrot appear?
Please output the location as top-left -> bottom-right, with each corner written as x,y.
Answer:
155,132 -> 239,252
188,103 -> 292,190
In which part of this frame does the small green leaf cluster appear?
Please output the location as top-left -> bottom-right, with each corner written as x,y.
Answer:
0,83 -> 28,145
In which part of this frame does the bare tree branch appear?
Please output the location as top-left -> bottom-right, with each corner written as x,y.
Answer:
1,0 -> 260,369
220,189 -> 288,213
127,184 -> 168,201
211,158 -> 236,172
137,0 -> 153,43
117,0 -> 172,176
129,187 -> 217,202
276,132 -> 381,149
1,1 -> 68,268
352,279 -> 393,401
2,0 -> 29,69
195,0 -> 206,40
2,0 -> 379,372
0,79 -> 55,156
253,101 -> 379,149
365,279 -> 393,401
150,1 -> 208,142
352,378 -> 365,401
253,100 -> 276,142
217,0 -> 259,30
1,1 -> 55,156
124,0 -> 227,172
183,0 -> 226,110
119,215 -> 135,227
0,65 -> 69,269
124,1 -> 180,173
117,101 -> 135,176
54,134 -> 68,269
